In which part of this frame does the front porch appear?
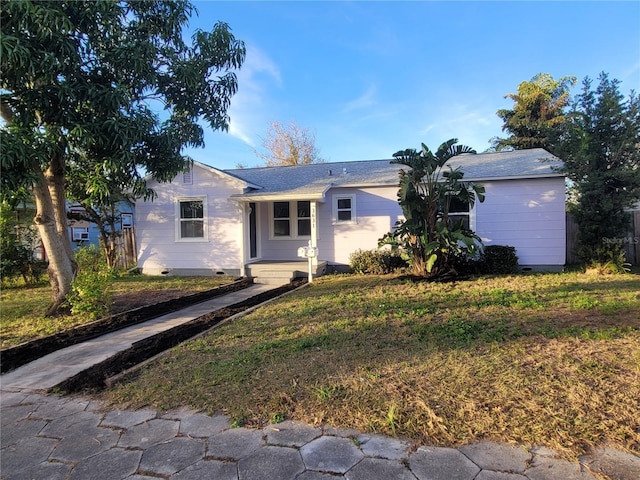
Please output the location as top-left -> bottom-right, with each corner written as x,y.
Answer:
246,260 -> 328,285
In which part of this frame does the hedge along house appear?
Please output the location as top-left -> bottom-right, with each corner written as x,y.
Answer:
135,148 -> 566,282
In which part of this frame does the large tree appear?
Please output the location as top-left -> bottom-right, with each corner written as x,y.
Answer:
555,73 -> 640,265
255,120 -> 324,166
1,0 -> 245,314
381,139 -> 485,279
492,73 -> 576,152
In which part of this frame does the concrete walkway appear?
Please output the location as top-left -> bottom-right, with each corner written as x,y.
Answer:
2,284 -> 639,479
1,283 -> 279,391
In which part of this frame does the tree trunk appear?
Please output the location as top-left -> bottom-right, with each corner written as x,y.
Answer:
32,162 -> 77,316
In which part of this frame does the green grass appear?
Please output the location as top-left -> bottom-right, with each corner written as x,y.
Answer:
0,275 -> 234,348
95,271 -> 640,459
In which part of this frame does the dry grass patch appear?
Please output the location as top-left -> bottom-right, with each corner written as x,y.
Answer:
0,275 -> 233,348
97,272 -> 640,458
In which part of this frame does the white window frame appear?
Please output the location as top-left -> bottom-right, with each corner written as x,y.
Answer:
72,226 -> 89,241
447,197 -> 477,231
121,212 -> 133,229
269,200 -> 313,240
332,194 -> 356,225
175,197 -> 208,242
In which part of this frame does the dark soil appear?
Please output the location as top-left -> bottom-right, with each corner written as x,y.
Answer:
53,278 -> 307,394
1,278 -> 255,373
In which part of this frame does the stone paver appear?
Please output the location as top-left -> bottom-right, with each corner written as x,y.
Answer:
171,459 -> 238,480
49,425 -> 121,463
238,445 -> 305,480
102,408 -> 157,428
301,436 -> 364,474
346,457 -> 416,480
459,441 -> 531,473
138,436 -> 205,476
264,419 -> 322,447
410,446 -> 481,480
176,412 -> 230,437
117,418 -> 179,448
525,455 -> 597,480
207,427 -> 264,460
476,472 -> 528,480
357,433 -> 411,460
580,447 -> 640,480
68,447 -> 142,480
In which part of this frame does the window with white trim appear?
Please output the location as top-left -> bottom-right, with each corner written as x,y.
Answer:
176,198 -> 207,241
72,227 -> 89,241
121,213 -> 133,229
333,195 -> 356,224
271,201 -> 312,238
447,197 -> 470,230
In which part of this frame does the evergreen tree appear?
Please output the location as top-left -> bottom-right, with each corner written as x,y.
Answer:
556,73 -> 640,265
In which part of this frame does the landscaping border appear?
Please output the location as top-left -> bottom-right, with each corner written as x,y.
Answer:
52,278 -> 307,393
1,277 -> 253,373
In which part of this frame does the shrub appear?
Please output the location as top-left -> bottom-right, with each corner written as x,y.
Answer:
0,201 -> 47,286
349,249 -> 407,275
67,245 -> 117,319
480,245 -> 519,274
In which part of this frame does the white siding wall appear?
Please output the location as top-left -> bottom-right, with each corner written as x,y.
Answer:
322,187 -> 400,265
137,166 -> 245,275
476,177 -> 566,266
257,187 -> 400,265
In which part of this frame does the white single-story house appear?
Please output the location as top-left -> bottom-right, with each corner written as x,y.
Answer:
135,148 -> 566,281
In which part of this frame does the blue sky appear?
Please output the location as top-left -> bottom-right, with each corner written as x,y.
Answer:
183,1 -> 640,170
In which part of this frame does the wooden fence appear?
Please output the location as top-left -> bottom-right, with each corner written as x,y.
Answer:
566,211 -> 640,265
114,227 -> 137,269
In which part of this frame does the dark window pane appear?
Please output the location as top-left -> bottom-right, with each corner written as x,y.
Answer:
338,210 -> 352,221
274,202 -> 290,218
449,197 -> 469,213
181,220 -> 204,238
337,198 -> 351,210
180,201 -> 203,219
449,214 -> 470,230
297,201 -> 310,218
274,219 -> 290,236
298,219 -> 311,236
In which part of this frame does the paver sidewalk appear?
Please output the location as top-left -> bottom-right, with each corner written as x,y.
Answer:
1,283 -> 639,479
2,391 -> 639,480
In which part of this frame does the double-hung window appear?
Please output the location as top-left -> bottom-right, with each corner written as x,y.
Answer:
272,201 -> 311,238
176,198 -> 207,241
333,195 -> 356,224
273,202 -> 291,237
447,197 -> 471,230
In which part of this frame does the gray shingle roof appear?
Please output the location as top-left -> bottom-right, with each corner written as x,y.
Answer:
224,148 -> 563,200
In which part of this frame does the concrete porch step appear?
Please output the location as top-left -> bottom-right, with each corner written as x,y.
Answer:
252,270 -> 295,285
246,261 -> 327,285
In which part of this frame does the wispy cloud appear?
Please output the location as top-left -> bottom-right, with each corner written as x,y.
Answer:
416,102 -> 500,151
343,84 -> 377,112
227,44 -> 282,146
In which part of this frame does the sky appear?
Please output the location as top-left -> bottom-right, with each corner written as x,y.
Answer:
182,1 -> 640,170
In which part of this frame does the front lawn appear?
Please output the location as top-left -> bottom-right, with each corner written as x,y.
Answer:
0,275 -> 234,348
98,272 -> 640,458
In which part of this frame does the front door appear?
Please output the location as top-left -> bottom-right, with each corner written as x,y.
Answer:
249,202 -> 258,259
